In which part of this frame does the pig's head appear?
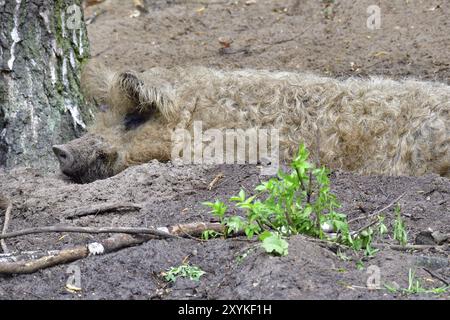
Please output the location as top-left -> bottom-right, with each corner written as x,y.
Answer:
54,68 -> 180,183
53,133 -> 120,184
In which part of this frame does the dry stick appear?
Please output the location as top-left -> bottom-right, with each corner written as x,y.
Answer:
372,243 -> 448,251
0,226 -> 176,240
0,196 -> 12,253
208,172 -> 224,191
261,24 -> 313,47
348,192 -> 407,225
0,233 -> 147,274
0,222 -> 225,241
85,9 -> 107,25
64,202 -> 143,219
422,268 -> 449,286
0,222 -> 225,274
174,224 -> 206,242
353,217 -> 381,235
0,250 -> 61,263
302,235 -> 448,253
167,222 -> 224,237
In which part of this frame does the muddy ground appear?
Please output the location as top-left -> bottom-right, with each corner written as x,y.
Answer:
0,0 -> 449,299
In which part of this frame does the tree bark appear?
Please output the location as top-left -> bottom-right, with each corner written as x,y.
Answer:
0,0 -> 93,169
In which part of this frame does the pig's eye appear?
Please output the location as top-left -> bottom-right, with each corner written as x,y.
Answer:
123,109 -> 154,130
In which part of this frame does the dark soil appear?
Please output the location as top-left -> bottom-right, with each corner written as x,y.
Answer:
0,163 -> 449,299
0,0 -> 449,300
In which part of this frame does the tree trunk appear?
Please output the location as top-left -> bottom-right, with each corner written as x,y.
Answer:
0,0 -> 93,169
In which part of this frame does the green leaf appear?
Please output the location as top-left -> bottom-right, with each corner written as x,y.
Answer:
202,201 -> 214,208
244,223 -> 261,239
204,200 -> 228,220
303,205 -> 313,216
379,223 -> 388,235
224,216 -> 245,234
356,260 -> 364,270
164,264 -> 205,282
255,184 -> 267,192
257,230 -> 272,241
230,189 -> 246,202
201,230 -> 222,240
332,220 -> 348,233
239,189 -> 246,201
261,233 -> 289,256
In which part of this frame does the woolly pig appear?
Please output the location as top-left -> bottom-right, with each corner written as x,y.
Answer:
52,62 -> 450,183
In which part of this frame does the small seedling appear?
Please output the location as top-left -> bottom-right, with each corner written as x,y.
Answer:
336,249 -> 351,262
163,264 -> 205,283
356,260 -> 365,271
385,269 -> 449,295
393,204 -> 408,246
201,230 -> 222,240
203,200 -> 228,222
235,246 -> 257,264
378,215 -> 388,236
202,144 -> 408,260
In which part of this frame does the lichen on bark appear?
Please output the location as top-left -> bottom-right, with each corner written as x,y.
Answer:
0,0 -> 94,169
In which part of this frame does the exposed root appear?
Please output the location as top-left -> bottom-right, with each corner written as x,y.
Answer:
0,222 -> 224,274
64,202 -> 143,219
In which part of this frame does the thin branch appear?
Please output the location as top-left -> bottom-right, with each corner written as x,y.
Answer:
208,172 -> 224,191
422,268 -> 449,286
0,226 -> 176,240
64,202 -> 142,219
371,243 -> 448,251
353,218 -> 380,235
0,233 -> 145,274
0,222 -> 225,274
261,24 -> 313,47
348,192 -> 407,224
174,224 -> 206,242
299,235 -> 448,253
0,222 -> 226,241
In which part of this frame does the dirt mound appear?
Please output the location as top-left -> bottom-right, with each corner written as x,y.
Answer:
0,163 -> 448,299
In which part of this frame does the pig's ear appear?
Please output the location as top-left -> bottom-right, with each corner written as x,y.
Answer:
81,60 -> 115,106
98,146 -> 118,163
116,71 -> 177,121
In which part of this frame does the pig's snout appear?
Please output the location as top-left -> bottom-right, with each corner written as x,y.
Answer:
52,145 -> 74,174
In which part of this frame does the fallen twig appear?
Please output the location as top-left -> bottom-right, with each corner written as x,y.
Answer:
348,192 -> 407,225
372,243 -> 448,251
0,196 -> 12,253
85,9 -> 107,25
422,267 -> 449,286
0,225 -> 175,240
262,24 -> 313,47
299,235 -> 449,253
167,222 -> 224,237
0,222 -> 225,241
0,222 -> 224,274
0,250 -> 60,263
64,202 -> 142,219
255,24 -> 313,54
0,233 -> 146,274
208,172 -> 224,190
